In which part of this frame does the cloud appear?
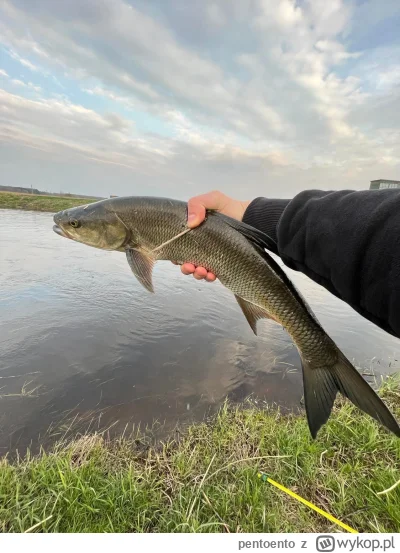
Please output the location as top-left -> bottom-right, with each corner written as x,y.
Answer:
374,66 -> 400,90
256,0 -> 303,29
0,0 -> 399,199
8,48 -> 42,72
0,87 -> 291,173
0,89 -> 171,167
82,86 -> 139,111
10,78 -> 42,92
0,0 -> 294,142
0,67 -> 42,91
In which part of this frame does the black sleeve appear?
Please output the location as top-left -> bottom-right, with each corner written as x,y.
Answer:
242,189 -> 400,339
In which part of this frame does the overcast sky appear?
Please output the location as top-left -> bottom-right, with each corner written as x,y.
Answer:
0,0 -> 399,200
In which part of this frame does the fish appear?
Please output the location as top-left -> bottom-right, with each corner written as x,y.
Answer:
53,195 -> 400,439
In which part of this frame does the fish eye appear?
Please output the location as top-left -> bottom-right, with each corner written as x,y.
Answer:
69,219 -> 80,228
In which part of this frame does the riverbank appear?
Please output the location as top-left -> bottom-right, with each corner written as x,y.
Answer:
1,376 -> 399,533
0,192 -> 98,212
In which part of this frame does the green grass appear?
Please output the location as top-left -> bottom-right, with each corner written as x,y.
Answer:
0,376 -> 399,533
0,192 -> 99,212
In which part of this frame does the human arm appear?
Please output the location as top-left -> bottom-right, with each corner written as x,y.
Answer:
245,189 -> 400,338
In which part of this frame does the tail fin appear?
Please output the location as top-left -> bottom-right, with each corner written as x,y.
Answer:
301,350 -> 400,439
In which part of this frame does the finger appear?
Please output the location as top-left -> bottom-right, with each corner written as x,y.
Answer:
193,266 -> 208,279
187,191 -> 225,229
206,272 -> 216,282
181,263 -> 196,275
187,200 -> 206,229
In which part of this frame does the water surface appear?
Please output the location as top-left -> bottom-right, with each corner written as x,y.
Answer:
1,209 -> 399,454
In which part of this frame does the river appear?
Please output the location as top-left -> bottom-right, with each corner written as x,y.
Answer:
1,208 -> 399,454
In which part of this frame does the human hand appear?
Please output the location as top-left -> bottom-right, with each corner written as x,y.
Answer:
178,191 -> 250,282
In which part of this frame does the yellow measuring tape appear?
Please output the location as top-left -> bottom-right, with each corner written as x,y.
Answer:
257,472 -> 358,534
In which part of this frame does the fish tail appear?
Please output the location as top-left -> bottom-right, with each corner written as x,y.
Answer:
301,349 -> 400,439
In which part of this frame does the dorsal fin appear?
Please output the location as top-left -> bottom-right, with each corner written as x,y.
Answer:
212,212 -> 277,253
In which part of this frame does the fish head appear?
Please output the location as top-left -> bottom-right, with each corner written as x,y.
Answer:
53,200 -> 129,250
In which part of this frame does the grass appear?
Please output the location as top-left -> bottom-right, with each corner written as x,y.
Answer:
0,379 -> 42,399
0,192 -> 99,212
0,376 -> 399,533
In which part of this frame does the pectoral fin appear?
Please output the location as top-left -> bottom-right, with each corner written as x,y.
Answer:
234,295 -> 276,335
126,248 -> 155,293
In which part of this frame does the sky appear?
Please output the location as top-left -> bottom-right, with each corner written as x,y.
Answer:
0,0 -> 399,200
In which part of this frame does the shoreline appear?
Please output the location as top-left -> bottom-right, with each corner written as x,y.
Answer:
1,376 -> 399,533
0,191 -> 98,213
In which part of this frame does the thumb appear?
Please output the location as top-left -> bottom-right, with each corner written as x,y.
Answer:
187,199 -> 206,228
187,191 -> 226,228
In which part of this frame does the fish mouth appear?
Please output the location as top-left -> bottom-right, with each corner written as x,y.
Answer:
53,224 -> 69,238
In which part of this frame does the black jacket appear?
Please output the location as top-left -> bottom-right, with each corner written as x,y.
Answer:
242,189 -> 400,339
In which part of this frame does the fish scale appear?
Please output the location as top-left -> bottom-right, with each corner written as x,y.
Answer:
53,195 -> 400,439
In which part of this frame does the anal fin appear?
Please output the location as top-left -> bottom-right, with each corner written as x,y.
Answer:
234,295 -> 276,335
126,248 -> 155,293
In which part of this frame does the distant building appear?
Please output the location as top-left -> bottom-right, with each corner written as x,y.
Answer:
370,179 -> 400,190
